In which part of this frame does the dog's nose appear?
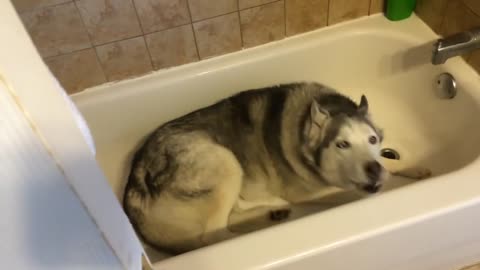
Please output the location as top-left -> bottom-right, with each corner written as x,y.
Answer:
365,161 -> 381,181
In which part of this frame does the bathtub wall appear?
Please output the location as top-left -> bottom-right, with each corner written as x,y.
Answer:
13,0 -> 384,94
416,0 -> 480,72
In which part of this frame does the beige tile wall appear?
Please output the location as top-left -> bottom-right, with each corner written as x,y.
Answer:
14,0 -> 385,94
416,0 -> 480,72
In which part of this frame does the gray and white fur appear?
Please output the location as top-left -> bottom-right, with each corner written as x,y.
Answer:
123,82 -> 408,254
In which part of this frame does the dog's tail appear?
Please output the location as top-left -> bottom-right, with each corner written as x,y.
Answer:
124,147 -> 150,198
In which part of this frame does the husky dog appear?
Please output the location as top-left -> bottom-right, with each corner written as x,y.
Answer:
123,82 -> 422,254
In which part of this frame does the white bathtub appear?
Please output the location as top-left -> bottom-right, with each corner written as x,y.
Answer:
73,14 -> 480,270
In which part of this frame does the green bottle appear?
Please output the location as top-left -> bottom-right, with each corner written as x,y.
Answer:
386,0 -> 417,21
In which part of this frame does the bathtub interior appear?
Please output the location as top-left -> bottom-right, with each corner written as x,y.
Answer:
72,15 -> 480,263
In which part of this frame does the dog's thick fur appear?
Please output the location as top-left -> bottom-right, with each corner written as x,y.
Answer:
123,82 -> 394,254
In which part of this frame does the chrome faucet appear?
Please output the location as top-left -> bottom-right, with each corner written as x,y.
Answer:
432,27 -> 480,65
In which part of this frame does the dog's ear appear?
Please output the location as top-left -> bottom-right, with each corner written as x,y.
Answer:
304,101 -> 329,144
378,128 -> 384,142
358,95 -> 368,115
311,100 -> 329,127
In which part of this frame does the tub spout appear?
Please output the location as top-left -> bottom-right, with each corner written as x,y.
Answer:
432,27 -> 480,65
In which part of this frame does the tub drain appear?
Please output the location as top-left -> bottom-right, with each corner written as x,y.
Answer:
436,73 -> 457,99
381,148 -> 400,160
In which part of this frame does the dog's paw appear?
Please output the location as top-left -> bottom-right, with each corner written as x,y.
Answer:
415,168 -> 433,179
394,167 -> 432,180
269,209 -> 291,221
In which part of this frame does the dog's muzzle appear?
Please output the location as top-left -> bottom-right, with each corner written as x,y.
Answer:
365,161 -> 382,182
362,161 -> 385,193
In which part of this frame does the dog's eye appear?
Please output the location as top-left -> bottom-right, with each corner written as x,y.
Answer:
336,140 -> 350,149
369,136 -> 377,144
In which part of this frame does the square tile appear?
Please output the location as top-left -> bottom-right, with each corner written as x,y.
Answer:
45,49 -> 106,94
239,0 -> 277,10
328,0 -> 370,25
442,0 -> 480,37
415,0 -> 449,34
76,0 -> 142,45
12,0 -> 71,13
188,0 -> 238,21
133,0 -> 190,33
240,1 -> 285,48
286,0 -> 328,36
145,25 -> 198,70
20,2 -> 91,57
193,13 -> 242,58
96,37 -> 152,81
370,0 -> 385,14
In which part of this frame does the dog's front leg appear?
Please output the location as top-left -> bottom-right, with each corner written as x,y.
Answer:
228,196 -> 292,233
234,196 -> 290,211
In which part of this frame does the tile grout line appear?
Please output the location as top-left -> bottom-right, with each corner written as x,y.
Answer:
43,47 -> 94,61
284,0 -> 287,36
130,0 -> 146,35
93,35 -> 145,49
186,0 -> 202,60
141,36 -> 155,71
72,0 -> 108,82
326,0 -> 331,26
73,0 -> 95,47
191,10 -> 239,23
130,0 -> 155,71
17,0 -> 74,15
462,1 -> 480,18
190,1 -> 283,24
237,0 -> 245,49
239,0 -> 280,11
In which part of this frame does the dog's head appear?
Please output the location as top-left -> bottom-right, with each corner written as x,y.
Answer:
301,95 -> 388,194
